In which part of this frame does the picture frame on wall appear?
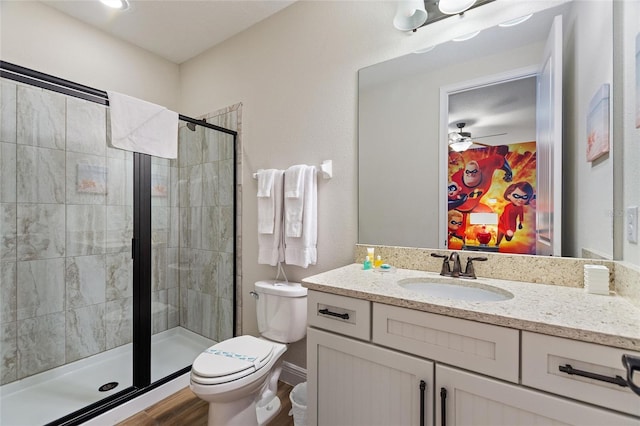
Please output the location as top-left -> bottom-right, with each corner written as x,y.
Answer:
77,164 -> 107,194
151,172 -> 168,197
586,84 -> 610,162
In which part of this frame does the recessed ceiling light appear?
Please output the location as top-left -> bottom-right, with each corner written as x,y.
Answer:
499,14 -> 534,27
100,0 -> 129,10
452,30 -> 481,42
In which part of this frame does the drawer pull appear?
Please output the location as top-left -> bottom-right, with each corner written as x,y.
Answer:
622,354 -> 640,396
559,364 -> 628,387
318,308 -> 349,320
440,387 -> 447,426
419,380 -> 426,426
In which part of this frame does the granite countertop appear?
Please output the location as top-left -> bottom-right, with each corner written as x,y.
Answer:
301,263 -> 640,351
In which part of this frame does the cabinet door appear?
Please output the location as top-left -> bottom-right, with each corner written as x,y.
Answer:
308,327 -> 434,426
435,365 -> 639,426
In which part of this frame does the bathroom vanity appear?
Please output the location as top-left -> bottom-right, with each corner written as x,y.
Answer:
302,264 -> 640,426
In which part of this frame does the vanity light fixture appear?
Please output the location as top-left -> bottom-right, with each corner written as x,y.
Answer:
393,0 -> 428,31
99,0 -> 129,10
498,14 -> 534,27
438,0 -> 476,15
394,0 -> 493,32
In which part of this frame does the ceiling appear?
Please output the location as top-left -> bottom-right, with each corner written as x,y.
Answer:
39,0 -> 297,64
449,76 -> 537,147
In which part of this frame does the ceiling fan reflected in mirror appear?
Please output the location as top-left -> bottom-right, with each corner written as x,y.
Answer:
447,122 -> 506,152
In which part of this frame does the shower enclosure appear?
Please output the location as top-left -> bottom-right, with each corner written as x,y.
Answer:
0,62 -> 237,425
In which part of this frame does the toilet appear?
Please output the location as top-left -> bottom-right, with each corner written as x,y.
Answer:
190,280 -> 308,426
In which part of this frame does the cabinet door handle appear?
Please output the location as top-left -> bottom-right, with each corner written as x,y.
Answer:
318,308 -> 349,320
558,364 -> 628,387
622,354 -> 640,396
440,387 -> 447,426
419,380 -> 426,426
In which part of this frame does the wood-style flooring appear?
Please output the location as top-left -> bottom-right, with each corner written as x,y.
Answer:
118,381 -> 294,426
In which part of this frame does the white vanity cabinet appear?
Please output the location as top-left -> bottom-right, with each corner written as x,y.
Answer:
307,291 -> 435,426
435,365 -> 638,425
308,327 -> 434,426
306,290 -> 640,426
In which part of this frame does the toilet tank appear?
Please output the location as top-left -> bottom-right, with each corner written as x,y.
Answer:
255,280 -> 308,343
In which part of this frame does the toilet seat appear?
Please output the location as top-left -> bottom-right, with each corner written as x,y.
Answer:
191,336 -> 275,386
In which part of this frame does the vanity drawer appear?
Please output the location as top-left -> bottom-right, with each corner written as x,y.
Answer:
373,303 -> 519,383
307,290 -> 371,340
522,332 -> 640,417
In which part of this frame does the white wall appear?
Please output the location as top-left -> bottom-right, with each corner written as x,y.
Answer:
0,1 -> 180,109
178,0 -> 574,367
562,0 -> 614,259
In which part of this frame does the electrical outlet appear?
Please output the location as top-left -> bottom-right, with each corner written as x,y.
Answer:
628,206 -> 639,244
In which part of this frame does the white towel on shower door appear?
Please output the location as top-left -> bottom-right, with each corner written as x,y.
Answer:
107,91 -> 179,159
284,166 -> 317,268
258,170 -> 285,266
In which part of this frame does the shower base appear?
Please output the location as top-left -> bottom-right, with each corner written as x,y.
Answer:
0,326 -> 214,426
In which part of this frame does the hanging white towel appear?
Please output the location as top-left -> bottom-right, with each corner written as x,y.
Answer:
107,91 -> 179,159
257,169 -> 279,234
285,166 -> 317,268
284,165 -> 308,238
284,165 -> 305,198
258,170 -> 285,266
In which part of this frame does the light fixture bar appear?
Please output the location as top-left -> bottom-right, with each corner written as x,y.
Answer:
416,0 -> 494,29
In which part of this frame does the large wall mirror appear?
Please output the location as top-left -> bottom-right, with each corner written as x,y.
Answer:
358,0 -> 618,259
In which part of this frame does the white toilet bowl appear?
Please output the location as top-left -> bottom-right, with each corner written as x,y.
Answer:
190,335 -> 287,425
190,280 -> 307,426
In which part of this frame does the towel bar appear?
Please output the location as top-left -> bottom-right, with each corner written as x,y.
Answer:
253,160 -> 333,180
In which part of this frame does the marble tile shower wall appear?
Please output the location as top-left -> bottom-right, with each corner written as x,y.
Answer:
171,113 -> 236,343
0,79 -> 134,385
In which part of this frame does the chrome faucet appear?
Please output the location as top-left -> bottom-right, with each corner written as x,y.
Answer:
431,253 -> 487,279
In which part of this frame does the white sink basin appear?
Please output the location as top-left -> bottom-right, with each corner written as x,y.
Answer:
397,277 -> 513,302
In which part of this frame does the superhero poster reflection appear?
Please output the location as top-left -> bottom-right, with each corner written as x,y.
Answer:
447,142 -> 537,255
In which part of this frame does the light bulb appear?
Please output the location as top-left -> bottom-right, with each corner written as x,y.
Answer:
438,0 -> 476,15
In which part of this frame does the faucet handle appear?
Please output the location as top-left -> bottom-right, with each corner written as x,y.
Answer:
430,253 -> 451,276
464,256 -> 487,279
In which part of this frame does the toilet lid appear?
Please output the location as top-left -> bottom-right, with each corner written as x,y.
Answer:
191,336 -> 274,383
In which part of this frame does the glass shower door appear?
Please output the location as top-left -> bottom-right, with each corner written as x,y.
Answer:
0,78 -> 135,425
149,119 -> 236,382
1,62 -> 238,425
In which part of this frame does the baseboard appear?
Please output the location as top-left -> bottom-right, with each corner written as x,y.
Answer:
279,361 -> 307,386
